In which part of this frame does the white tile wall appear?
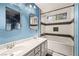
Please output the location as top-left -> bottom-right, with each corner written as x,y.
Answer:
41,6 -> 74,56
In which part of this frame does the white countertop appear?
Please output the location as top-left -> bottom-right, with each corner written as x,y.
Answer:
0,38 -> 47,56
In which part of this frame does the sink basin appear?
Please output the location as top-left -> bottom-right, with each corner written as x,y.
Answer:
0,52 -> 14,56
0,46 -> 26,56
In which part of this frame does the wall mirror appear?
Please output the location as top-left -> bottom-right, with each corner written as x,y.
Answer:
6,7 -> 21,31
29,14 -> 38,31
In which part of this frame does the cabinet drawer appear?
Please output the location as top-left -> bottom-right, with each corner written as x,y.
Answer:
35,46 -> 40,54
35,52 -> 40,56
26,50 -> 34,56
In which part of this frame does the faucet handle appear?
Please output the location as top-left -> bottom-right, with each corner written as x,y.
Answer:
6,44 -> 9,49
6,42 -> 15,49
12,41 -> 16,47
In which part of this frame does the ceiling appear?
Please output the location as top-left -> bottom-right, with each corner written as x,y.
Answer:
35,3 -> 74,14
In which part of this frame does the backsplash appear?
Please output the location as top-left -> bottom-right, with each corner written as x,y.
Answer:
0,3 -> 41,44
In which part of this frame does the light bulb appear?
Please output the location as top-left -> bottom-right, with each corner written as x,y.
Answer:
29,4 -> 32,8
34,5 -> 36,9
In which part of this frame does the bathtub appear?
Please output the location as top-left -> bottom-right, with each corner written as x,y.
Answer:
44,35 -> 74,56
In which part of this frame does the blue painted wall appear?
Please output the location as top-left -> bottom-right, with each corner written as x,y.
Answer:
74,3 -> 79,56
0,3 -> 41,44
0,4 -> 5,30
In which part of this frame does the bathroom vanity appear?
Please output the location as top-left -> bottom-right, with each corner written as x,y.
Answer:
0,38 -> 47,56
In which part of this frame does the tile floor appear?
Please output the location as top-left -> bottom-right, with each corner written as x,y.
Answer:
53,52 -> 64,56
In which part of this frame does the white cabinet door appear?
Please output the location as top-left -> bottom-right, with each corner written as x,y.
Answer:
41,43 -> 45,56
35,52 -> 41,56
35,46 -> 40,54
45,41 -> 47,55
41,41 -> 47,56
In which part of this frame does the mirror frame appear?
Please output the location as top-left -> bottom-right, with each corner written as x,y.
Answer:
5,7 -> 22,31
29,13 -> 39,31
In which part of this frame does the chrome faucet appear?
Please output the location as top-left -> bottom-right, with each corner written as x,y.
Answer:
6,42 -> 15,49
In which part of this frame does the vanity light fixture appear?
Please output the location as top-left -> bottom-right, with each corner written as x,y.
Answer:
29,4 -> 36,9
